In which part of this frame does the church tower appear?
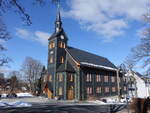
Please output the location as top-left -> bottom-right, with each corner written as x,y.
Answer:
47,4 -> 68,97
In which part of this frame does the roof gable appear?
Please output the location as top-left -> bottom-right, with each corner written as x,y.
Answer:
57,62 -> 75,72
66,46 -> 117,70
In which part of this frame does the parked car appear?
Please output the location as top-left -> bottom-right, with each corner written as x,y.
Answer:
6,93 -> 17,98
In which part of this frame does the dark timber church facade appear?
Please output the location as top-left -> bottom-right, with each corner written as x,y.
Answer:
43,10 -> 126,100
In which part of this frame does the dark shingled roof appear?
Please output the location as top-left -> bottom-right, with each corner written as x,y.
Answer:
67,46 -> 117,69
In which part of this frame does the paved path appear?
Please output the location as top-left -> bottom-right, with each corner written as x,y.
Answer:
0,104 -> 126,113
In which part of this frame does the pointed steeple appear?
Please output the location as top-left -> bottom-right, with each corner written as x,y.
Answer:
55,1 -> 62,33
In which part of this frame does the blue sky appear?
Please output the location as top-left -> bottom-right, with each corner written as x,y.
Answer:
1,0 -> 149,73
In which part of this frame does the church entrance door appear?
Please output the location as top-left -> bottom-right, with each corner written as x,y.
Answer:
67,86 -> 74,100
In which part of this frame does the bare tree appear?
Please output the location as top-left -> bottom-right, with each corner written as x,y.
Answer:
0,0 -> 58,66
21,57 -> 43,94
9,71 -> 20,92
124,56 -> 136,71
127,13 -> 150,74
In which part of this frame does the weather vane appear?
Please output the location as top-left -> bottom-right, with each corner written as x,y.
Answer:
57,0 -> 60,12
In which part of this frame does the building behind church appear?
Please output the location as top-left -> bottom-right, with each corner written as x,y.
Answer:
42,10 -> 127,100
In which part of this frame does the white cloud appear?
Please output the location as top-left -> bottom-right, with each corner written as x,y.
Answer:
16,28 -> 30,39
35,31 -> 50,45
15,28 -> 50,46
64,0 -> 150,41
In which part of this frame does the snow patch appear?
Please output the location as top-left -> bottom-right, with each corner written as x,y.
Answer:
1,94 -> 7,98
80,62 -> 117,71
0,101 -> 32,107
89,100 -> 106,105
17,93 -> 33,97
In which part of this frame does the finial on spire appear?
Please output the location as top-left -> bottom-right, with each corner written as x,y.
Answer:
57,0 -> 60,12
55,0 -> 62,33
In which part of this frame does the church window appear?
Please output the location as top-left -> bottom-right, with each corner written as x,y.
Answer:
59,41 -> 63,48
60,56 -> 64,63
105,87 -> 109,93
96,87 -> 101,93
59,41 -> 66,48
96,75 -> 101,82
69,74 -> 74,82
50,56 -> 53,63
112,87 -> 116,92
86,87 -> 92,94
49,41 -> 55,48
63,43 -> 66,48
58,87 -> 63,95
49,75 -> 52,82
111,76 -> 115,82
104,76 -> 109,82
58,73 -> 63,82
86,73 -> 92,82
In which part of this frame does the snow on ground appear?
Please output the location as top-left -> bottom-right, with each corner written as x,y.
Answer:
16,93 -> 33,97
0,102 -> 6,107
1,94 -> 7,98
0,101 -> 32,107
88,100 -> 106,105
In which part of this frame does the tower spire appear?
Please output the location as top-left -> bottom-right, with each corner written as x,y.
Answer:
55,0 -> 62,33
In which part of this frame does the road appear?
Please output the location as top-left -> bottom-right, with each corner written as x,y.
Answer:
0,103 -> 126,113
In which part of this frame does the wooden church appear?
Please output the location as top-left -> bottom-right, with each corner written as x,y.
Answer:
43,9 -> 126,100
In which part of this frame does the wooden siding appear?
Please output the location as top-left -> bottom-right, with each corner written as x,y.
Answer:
80,66 -> 118,100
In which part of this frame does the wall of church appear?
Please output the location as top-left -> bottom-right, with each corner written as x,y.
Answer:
80,67 -> 120,100
66,52 -> 80,100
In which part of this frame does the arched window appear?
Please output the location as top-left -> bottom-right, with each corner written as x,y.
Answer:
111,76 -> 115,82
59,42 -> 66,48
62,43 -> 66,48
49,75 -> 52,82
96,87 -> 101,93
59,41 -> 63,48
58,73 -> 63,82
96,75 -> 101,82
49,41 -> 55,48
105,87 -> 109,93
60,56 -> 64,63
86,73 -> 92,82
104,75 -> 109,82
58,87 -> 63,95
50,56 -> 53,63
68,74 -> 73,82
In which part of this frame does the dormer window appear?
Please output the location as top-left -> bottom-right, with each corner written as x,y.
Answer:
60,56 -> 64,63
49,41 -> 55,48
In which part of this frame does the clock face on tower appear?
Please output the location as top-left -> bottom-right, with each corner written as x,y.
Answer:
50,51 -> 54,54
60,35 -> 64,39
